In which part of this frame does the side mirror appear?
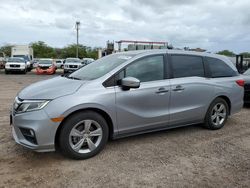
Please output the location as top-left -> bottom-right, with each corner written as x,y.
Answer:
121,77 -> 140,90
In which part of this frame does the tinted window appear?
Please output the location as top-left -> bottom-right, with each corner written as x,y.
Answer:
206,57 -> 237,78
171,55 -> 204,78
125,55 -> 164,82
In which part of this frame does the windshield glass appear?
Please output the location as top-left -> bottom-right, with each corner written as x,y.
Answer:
8,58 -> 25,63
244,69 -> 250,75
69,54 -> 135,80
66,58 -> 81,63
13,55 -> 30,61
39,60 -> 52,65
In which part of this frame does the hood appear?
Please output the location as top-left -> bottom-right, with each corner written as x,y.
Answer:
18,76 -> 84,100
65,62 -> 82,65
7,62 -> 25,64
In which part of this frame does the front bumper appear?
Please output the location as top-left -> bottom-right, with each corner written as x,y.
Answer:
36,67 -> 55,75
11,109 -> 60,152
6,68 -> 25,72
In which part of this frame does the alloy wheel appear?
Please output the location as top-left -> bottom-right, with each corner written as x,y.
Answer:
211,103 -> 226,126
69,120 -> 103,154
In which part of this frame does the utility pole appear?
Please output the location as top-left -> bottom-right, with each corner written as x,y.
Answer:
75,21 -> 80,58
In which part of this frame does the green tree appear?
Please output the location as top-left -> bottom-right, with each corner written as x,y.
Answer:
31,41 -> 56,58
0,45 -> 12,57
1,41 -> 98,59
217,50 -> 235,57
240,52 -> 250,58
59,44 -> 98,59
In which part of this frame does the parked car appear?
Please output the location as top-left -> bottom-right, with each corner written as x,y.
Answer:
5,57 -> 27,74
63,58 -> 82,73
36,59 -> 56,75
82,58 -> 94,66
10,50 -> 244,159
32,58 -> 39,68
243,68 -> 250,104
55,59 -> 64,69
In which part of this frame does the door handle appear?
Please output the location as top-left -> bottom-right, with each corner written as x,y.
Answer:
156,87 -> 169,94
172,85 -> 185,92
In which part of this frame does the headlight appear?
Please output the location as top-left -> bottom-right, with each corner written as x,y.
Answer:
15,99 -> 50,113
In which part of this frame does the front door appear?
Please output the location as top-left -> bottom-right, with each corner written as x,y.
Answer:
115,54 -> 171,135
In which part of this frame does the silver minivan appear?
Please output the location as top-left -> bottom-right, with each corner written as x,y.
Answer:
11,50 -> 244,159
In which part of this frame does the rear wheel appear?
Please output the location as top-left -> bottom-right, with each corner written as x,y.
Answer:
59,111 -> 109,159
204,98 -> 229,130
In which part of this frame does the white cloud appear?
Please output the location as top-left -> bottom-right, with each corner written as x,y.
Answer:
0,0 -> 249,52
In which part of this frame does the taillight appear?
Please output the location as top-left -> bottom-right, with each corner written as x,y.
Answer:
236,79 -> 245,87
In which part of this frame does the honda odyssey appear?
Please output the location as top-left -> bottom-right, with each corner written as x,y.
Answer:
10,50 -> 244,159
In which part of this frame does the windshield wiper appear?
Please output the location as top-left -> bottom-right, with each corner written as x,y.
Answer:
61,74 -> 81,80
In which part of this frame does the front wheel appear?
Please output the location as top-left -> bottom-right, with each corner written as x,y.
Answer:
58,111 -> 109,159
204,98 -> 229,130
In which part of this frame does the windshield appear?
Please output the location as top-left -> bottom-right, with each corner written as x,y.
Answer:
8,58 -> 25,63
69,53 -> 135,80
244,69 -> 250,75
66,58 -> 81,63
39,60 -> 52,65
13,55 -> 30,61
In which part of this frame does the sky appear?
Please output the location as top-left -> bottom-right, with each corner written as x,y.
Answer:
0,0 -> 250,53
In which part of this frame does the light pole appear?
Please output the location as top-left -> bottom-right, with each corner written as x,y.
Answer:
75,21 -> 80,58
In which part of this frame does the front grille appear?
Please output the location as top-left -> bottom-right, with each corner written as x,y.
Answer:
39,66 -> 49,70
10,64 -> 20,68
69,65 -> 78,68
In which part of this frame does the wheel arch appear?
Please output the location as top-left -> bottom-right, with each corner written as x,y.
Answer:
54,108 -> 115,149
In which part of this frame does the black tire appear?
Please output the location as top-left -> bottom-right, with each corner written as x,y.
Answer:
5,70 -> 9,74
204,97 -> 229,130
23,69 -> 27,74
58,111 -> 109,159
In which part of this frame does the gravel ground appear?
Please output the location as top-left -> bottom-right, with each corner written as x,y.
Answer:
0,70 -> 250,188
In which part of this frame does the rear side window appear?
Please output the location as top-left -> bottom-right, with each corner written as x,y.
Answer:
171,55 -> 204,78
206,57 -> 237,78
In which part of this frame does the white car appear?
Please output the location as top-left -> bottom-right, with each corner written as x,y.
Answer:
63,58 -> 82,73
5,57 -> 27,74
82,58 -> 94,66
55,59 -> 64,69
